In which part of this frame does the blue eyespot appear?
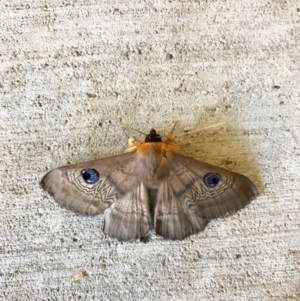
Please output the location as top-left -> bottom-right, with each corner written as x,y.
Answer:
203,173 -> 221,187
81,169 -> 99,184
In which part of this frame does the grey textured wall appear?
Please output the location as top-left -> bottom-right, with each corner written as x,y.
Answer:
1,1 -> 299,300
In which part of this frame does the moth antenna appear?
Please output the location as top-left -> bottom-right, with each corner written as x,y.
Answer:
170,121 -> 179,134
175,122 -> 226,138
159,121 -> 178,139
101,112 -> 147,136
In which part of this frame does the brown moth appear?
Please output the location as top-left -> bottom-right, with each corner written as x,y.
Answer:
41,129 -> 258,241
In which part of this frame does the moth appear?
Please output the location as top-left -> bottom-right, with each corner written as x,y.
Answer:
41,129 -> 259,241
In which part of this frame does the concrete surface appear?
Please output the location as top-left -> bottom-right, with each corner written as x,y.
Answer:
1,1 -> 299,300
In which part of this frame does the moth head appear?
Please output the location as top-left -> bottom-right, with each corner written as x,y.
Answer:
145,129 -> 162,143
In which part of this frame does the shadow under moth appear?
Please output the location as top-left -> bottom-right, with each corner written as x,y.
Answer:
41,129 -> 258,241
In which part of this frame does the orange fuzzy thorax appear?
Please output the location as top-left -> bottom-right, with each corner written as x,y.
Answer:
124,133 -> 179,184
125,133 -> 179,155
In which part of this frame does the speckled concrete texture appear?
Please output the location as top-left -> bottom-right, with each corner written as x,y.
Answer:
1,1 -> 299,300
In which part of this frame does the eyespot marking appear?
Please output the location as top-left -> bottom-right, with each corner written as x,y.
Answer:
81,169 -> 99,184
203,173 -> 221,187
